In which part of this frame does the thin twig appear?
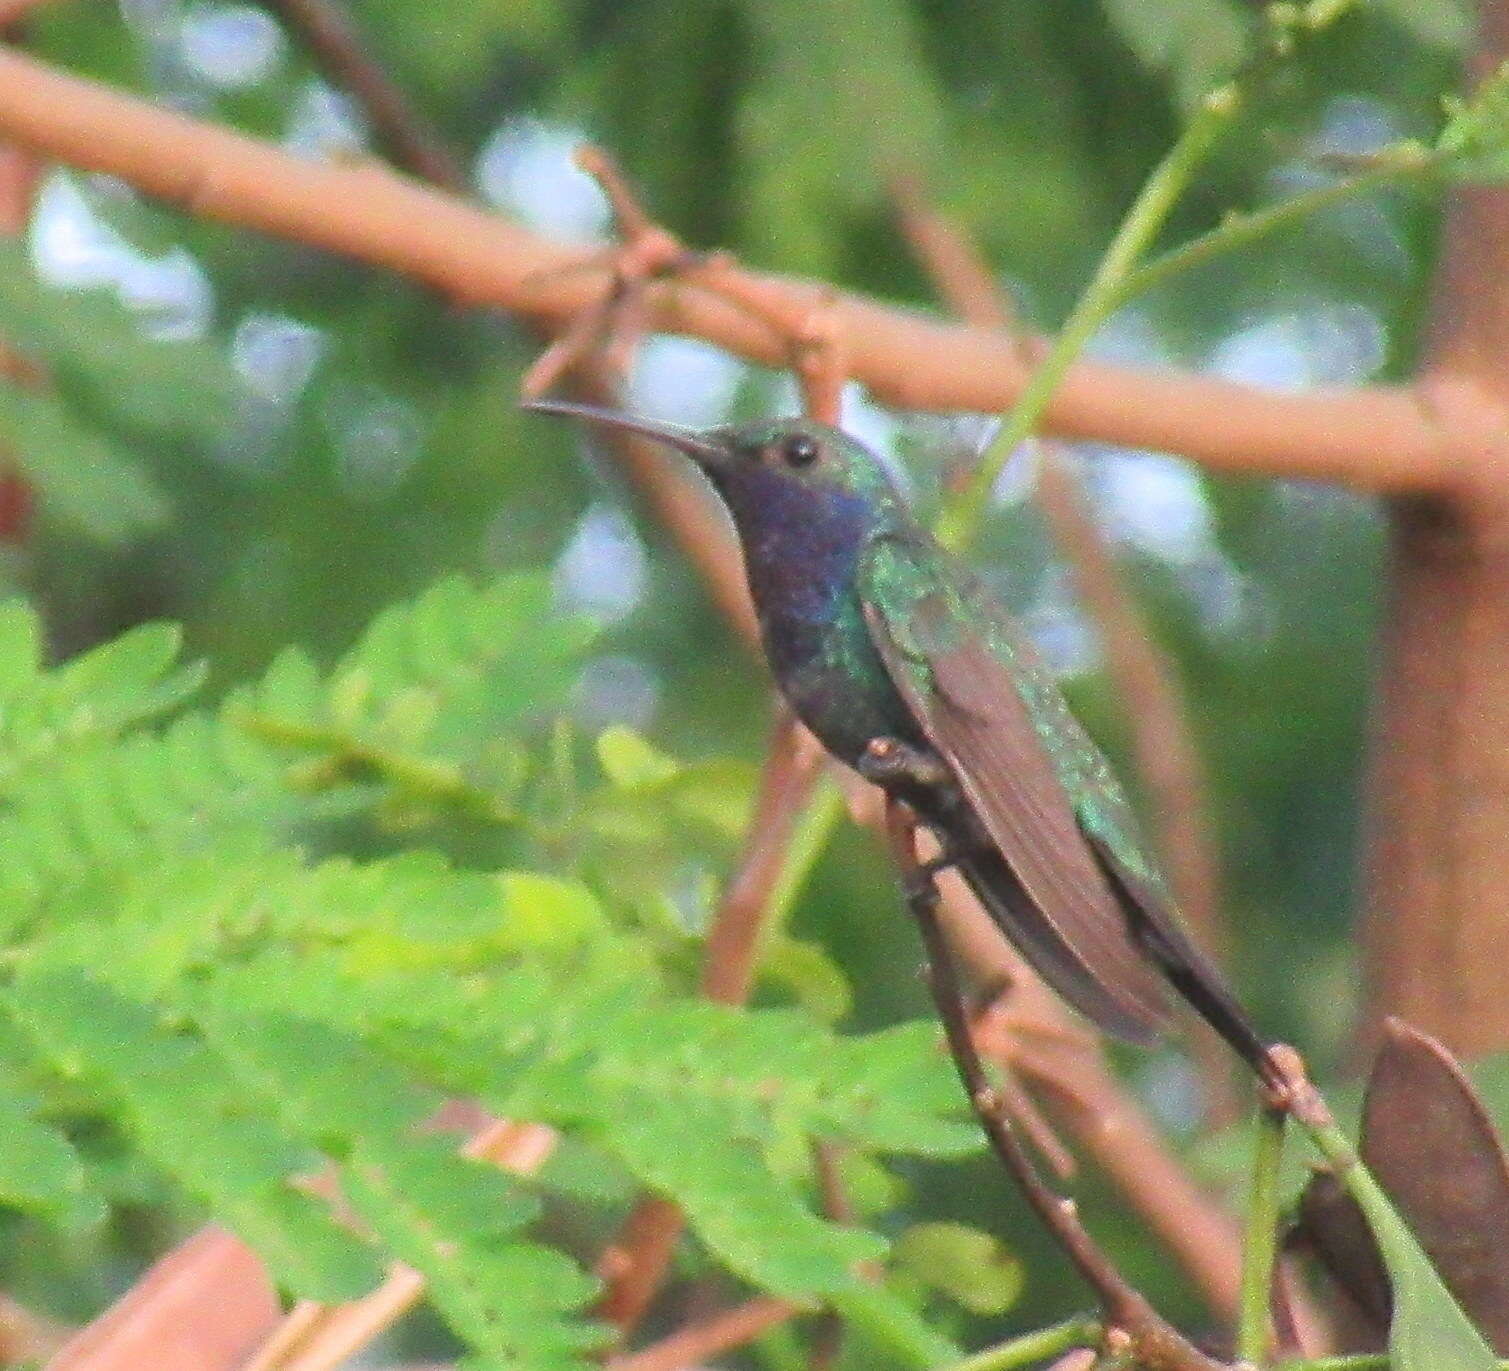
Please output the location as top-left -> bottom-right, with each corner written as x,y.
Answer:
606,1296 -> 799,1371
683,254 -> 847,424
0,50 -> 1453,493
521,146 -> 691,399
700,713 -> 828,1003
885,798 -> 1226,1371
939,2 -> 1362,547
258,0 -> 466,190
932,1316 -> 1102,1371
806,1142 -> 855,1371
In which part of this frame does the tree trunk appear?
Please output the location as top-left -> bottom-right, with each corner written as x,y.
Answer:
1361,2 -> 1509,1058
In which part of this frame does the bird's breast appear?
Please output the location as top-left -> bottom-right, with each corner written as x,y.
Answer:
724,476 -> 920,765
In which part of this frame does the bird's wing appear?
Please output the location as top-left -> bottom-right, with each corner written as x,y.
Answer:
859,533 -> 1171,1040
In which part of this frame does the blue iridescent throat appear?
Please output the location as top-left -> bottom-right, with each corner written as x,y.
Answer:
720,465 -> 875,629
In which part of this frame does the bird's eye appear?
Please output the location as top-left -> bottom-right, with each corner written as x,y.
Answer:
782,434 -> 819,467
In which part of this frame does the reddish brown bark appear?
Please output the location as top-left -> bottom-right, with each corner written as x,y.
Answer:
46,1228 -> 281,1371
1360,2 -> 1509,1058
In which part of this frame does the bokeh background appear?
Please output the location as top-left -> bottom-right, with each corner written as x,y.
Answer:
0,0 -> 1475,1345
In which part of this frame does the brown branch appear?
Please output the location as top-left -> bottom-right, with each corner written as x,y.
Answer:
606,1297 -> 799,1371
47,1228 -> 282,1371
0,49 -> 1450,493
520,147 -> 693,401
1357,0 -> 1509,1060
591,1194 -> 693,1336
257,0 -> 466,191
885,799 -> 1223,1371
700,713 -> 827,1003
0,1293 -> 68,1364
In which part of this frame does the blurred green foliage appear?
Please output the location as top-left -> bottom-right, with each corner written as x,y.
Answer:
0,0 -> 1484,1358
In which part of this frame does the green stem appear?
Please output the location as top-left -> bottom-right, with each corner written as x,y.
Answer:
1236,1107 -> 1287,1364
1300,1106 -> 1402,1244
1115,145 -> 1440,309
931,1317 -> 1101,1371
935,79 -> 1242,552
932,0 -> 1383,554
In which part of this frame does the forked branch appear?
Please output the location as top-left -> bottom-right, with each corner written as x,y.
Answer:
0,48 -> 1452,494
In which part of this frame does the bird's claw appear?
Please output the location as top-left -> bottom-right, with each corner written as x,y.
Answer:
858,736 -> 951,788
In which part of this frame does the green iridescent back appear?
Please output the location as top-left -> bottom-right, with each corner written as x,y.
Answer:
859,532 -> 1168,899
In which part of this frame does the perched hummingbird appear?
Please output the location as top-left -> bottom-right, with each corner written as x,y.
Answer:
525,401 -> 1268,1071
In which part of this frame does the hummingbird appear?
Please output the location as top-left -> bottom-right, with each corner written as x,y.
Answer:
525,400 -> 1269,1072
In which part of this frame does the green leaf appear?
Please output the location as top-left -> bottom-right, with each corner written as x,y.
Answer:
892,1221 -> 1023,1315
1383,1234 -> 1499,1371
595,725 -> 680,788
5,971 -> 383,1301
497,872 -> 607,949
608,1091 -> 880,1297
0,608 -> 204,801
200,1010 -> 604,1369
0,600 -> 42,699
0,1092 -> 104,1229
761,935 -> 854,1023
1439,61 -> 1509,183
1341,1157 -> 1497,1371
828,1282 -> 963,1368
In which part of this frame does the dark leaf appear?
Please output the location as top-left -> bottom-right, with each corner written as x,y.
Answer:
1295,1018 -> 1509,1357
1361,1018 -> 1509,1352
1294,1168 -> 1391,1348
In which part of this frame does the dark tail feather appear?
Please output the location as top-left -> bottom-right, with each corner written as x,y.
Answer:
1124,902 -> 1273,1077
1084,833 -> 1274,1078
957,847 -> 1166,1047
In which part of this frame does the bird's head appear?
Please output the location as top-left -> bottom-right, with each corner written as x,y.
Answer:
523,401 -> 903,514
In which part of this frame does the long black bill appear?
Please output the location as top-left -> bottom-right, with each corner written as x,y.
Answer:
521,399 -> 726,467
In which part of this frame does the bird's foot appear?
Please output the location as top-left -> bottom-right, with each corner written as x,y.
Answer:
858,736 -> 951,788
